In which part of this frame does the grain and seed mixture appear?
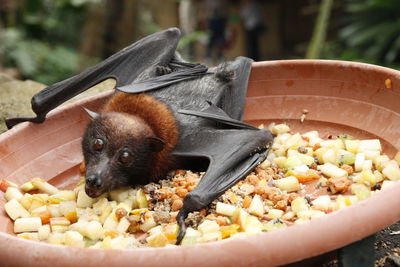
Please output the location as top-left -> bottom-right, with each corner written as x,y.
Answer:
1,123 -> 399,248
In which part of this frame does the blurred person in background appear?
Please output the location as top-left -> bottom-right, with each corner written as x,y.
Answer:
241,0 -> 265,61
204,0 -> 228,64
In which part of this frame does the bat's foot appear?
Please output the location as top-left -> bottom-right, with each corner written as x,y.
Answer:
155,65 -> 172,76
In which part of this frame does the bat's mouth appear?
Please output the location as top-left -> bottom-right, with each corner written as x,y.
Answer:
85,185 -> 104,198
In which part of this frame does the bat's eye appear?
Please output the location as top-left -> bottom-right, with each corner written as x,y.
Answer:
93,138 -> 104,151
120,151 -> 133,164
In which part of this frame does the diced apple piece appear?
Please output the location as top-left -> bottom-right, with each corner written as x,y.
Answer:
314,147 -> 328,164
361,160 -> 372,171
274,176 -> 300,192
162,223 -> 179,244
248,194 -> 265,217
322,149 -> 336,165
216,202 -> 237,216
297,154 -> 315,166
244,216 -> 263,235
5,187 -> 23,201
139,213 -> 157,232
198,220 -> 220,234
136,189 -> 148,209
38,225 -> 51,240
363,150 -> 381,161
284,133 -> 303,150
64,231 -> 84,247
345,140 -> 360,153
273,157 -> 286,168
351,184 -> 371,201
76,189 -> 94,208
270,124 -> 290,135
318,163 -> 347,178
340,153 -> 356,165
311,195 -> 332,212
373,170 -> 384,183
258,159 -> 271,169
395,152 -> 400,165
47,233 -> 65,245
50,217 -> 71,230
200,232 -> 222,243
146,232 -> 169,247
281,211 -> 295,221
49,190 -> 76,203
59,201 -> 77,216
103,213 -> 119,231
69,220 -> 89,236
31,211 -> 52,225
284,156 -> 303,169
359,169 -> 378,187
382,166 -> 400,181
267,209 -> 284,219
117,217 -> 131,233
262,220 -> 287,232
109,187 -> 131,202
14,217 -> 42,233
85,221 -> 104,241
18,233 -> 39,241
20,182 -> 37,192
297,210 -> 325,220
231,209 -> 249,230
31,178 -> 59,195
51,225 -> 69,233
353,153 -> 365,172
374,155 -> 390,171
220,224 -> 240,239
4,199 -> 30,220
358,139 -> 382,152
47,204 -> 62,217
291,197 -> 309,214
0,179 -> 18,192
181,228 -> 201,245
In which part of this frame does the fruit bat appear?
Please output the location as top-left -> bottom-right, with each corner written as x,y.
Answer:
6,28 -> 273,243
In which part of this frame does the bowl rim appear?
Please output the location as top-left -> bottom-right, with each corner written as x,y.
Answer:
0,59 -> 399,266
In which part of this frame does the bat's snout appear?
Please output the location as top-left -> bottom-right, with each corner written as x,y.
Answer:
85,174 -> 104,198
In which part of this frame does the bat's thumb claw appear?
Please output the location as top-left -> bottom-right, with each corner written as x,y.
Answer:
176,209 -> 188,245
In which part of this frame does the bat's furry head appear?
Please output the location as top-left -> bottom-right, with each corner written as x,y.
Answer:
81,111 -> 164,197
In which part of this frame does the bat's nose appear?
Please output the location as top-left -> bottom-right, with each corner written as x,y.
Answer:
86,174 -> 102,189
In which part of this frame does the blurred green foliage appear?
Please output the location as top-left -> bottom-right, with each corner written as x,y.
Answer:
322,0 -> 400,68
0,0 -> 98,84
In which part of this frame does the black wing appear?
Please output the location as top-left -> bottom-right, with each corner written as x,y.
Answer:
6,28 -> 200,128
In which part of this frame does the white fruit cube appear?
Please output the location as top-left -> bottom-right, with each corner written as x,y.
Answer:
382,166 -> 400,181
5,187 -> 23,201
198,220 -> 220,234
31,178 -> 59,195
345,140 -> 360,153
14,217 -> 42,233
117,217 -> 131,233
38,225 -> 51,240
267,209 -> 284,219
109,187 -> 131,202
76,190 -> 94,208
291,197 -> 309,214
270,124 -> 290,135
17,233 -> 39,240
274,176 -> 300,192
216,202 -> 237,216
4,199 -> 30,220
354,153 -> 365,172
244,216 -> 263,235
318,163 -> 347,178
65,231 -> 84,247
248,194 -> 265,217
374,155 -> 390,171
85,221 -> 104,240
358,139 -> 382,152
146,232 -> 169,247
139,213 -> 157,232
311,195 -> 332,212
47,204 -> 62,217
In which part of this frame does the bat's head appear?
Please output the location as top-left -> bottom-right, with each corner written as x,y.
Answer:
81,110 -> 164,198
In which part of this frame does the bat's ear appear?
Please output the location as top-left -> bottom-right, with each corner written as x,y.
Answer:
147,137 -> 165,152
82,107 -> 100,120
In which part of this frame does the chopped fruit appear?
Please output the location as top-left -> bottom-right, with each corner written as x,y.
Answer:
0,179 -> 18,192
14,217 -> 42,233
274,176 -> 300,192
31,178 -> 59,195
248,194 -> 265,217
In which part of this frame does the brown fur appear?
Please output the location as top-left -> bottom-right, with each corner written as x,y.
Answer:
102,92 -> 179,180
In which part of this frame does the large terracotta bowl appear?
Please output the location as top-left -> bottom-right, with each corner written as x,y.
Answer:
0,60 -> 399,266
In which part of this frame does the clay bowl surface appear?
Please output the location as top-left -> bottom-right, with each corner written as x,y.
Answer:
0,60 -> 399,267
